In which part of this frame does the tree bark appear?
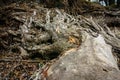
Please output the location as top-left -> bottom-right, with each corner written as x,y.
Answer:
104,0 -> 109,6
109,0 -> 115,6
117,0 -> 120,7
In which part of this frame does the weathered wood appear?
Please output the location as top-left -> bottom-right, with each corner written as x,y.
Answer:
1,4 -> 120,80
46,32 -> 120,80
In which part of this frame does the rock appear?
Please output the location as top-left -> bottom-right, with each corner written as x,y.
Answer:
46,32 -> 120,80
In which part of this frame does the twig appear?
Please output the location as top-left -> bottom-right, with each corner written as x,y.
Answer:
3,64 -> 21,79
0,59 -> 40,63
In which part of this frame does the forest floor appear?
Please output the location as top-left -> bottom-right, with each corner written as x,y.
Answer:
0,2 -> 120,80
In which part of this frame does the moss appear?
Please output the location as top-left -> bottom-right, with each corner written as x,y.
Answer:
39,38 -> 77,60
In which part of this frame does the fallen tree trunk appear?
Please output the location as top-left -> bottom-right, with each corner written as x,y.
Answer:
46,32 -> 120,80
